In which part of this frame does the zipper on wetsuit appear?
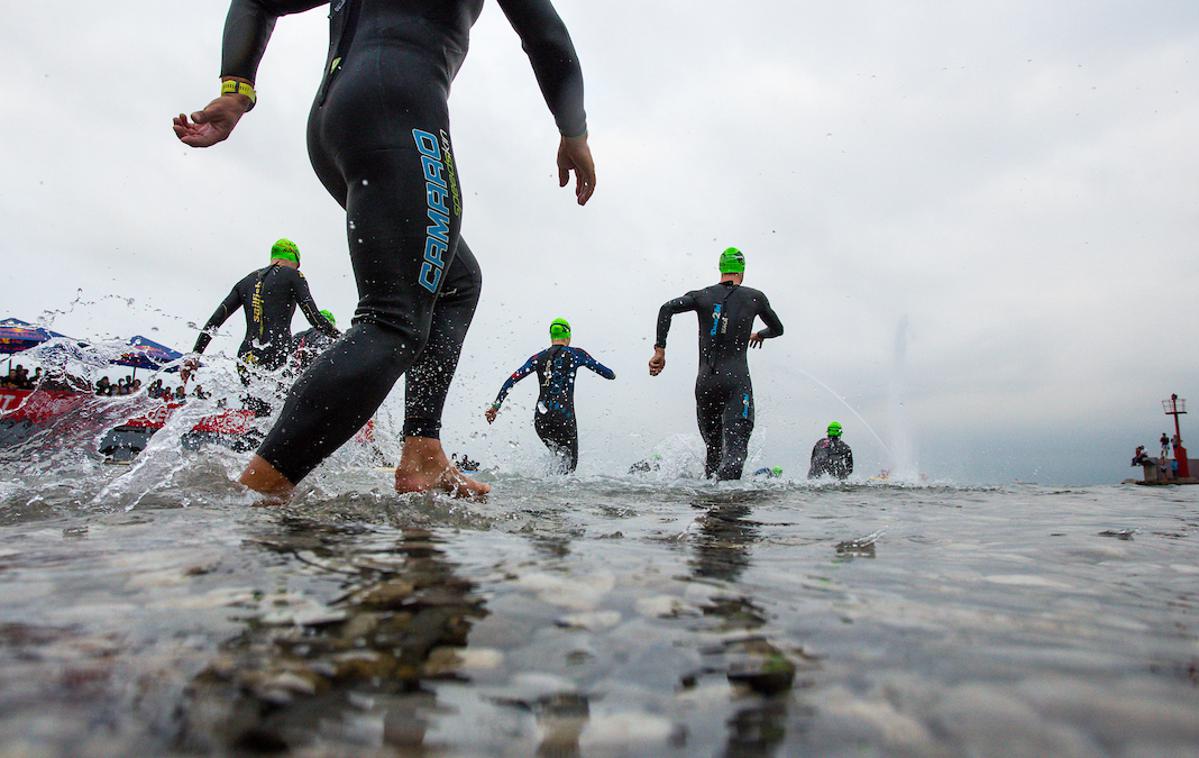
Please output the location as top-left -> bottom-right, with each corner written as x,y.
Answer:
317,0 -> 357,106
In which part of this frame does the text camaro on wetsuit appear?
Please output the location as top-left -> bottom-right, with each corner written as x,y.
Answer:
413,129 -> 462,294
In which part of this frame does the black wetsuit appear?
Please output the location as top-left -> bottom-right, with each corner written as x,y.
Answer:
808,436 -> 853,480
493,346 -> 614,471
656,282 -> 784,480
220,0 -> 586,483
194,263 -> 338,370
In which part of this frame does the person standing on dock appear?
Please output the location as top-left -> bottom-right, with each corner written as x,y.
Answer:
648,247 -> 785,480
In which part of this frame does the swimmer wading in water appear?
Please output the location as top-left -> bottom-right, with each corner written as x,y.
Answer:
173,0 -> 596,499
649,247 -> 784,480
485,318 -> 615,472
187,238 -> 339,378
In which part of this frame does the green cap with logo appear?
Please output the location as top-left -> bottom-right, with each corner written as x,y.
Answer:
828,421 -> 843,438
270,238 -> 301,264
549,317 -> 572,340
718,246 -> 745,274
319,309 -> 336,327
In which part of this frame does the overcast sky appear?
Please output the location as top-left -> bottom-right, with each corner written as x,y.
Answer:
3,1 -> 1197,484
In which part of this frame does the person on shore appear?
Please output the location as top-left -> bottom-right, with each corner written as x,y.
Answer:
648,247 -> 785,480
188,239 -> 340,379
174,0 -> 594,499
1161,433 -> 1171,458
485,318 -> 614,472
1131,445 -> 1152,467
290,309 -> 339,373
808,422 -> 854,480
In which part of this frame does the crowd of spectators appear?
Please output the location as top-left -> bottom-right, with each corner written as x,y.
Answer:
1,365 -> 41,390
5,364 -> 212,402
95,376 -> 208,400
96,376 -> 143,396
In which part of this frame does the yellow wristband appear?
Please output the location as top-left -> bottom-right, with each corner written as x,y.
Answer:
220,80 -> 257,109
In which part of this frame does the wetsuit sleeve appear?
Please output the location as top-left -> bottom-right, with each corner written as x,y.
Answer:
846,447 -> 854,476
755,295 -> 785,339
496,0 -> 588,137
493,354 -> 540,407
655,293 -> 698,349
192,287 -> 242,354
291,271 -> 340,338
220,1 -> 327,81
575,350 -> 615,380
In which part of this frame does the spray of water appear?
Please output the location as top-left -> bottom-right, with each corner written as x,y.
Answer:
888,317 -> 919,480
793,367 -> 892,455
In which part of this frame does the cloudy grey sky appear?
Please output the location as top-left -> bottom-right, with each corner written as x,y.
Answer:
3,1 -> 1197,484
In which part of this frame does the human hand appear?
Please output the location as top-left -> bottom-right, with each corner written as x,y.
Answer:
557,134 -> 595,206
648,348 -> 666,376
172,91 -> 252,148
749,332 -> 764,349
484,406 -> 498,424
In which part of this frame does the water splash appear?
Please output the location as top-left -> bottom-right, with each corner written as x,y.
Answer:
793,368 -> 891,455
888,316 -> 918,481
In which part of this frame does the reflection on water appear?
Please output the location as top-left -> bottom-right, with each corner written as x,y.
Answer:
181,523 -> 486,752
0,467 -> 1197,755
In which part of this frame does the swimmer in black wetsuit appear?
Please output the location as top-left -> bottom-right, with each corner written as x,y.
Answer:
290,309 -> 339,373
649,248 -> 785,481
808,421 -> 853,480
173,0 -> 596,498
485,318 -> 614,472
190,238 -> 339,374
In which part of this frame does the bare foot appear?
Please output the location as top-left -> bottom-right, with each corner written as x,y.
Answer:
395,436 -> 490,500
239,454 -> 295,503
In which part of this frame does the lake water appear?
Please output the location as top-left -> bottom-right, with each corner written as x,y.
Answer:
1,442 -> 1196,756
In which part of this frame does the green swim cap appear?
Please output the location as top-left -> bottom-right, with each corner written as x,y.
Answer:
771,466 -> 784,477
319,309 -> 336,327
270,238 -> 300,264
828,421 -> 843,437
549,317 -> 572,340
718,246 -> 745,274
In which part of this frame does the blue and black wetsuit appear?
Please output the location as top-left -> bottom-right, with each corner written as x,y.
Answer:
193,263 -> 338,371
656,282 -> 784,480
492,346 -> 614,471
218,0 -> 587,483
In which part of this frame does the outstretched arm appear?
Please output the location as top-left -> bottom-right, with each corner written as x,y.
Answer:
192,287 -> 242,355
649,293 -> 697,376
489,352 -> 541,417
496,0 -> 595,205
575,349 -> 616,380
173,1 -> 326,147
292,272 -> 340,339
749,295 -> 784,348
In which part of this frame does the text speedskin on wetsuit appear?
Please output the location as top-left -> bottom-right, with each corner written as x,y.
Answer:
657,282 -> 784,480
194,263 -> 337,370
218,0 -> 587,483
494,346 -> 615,471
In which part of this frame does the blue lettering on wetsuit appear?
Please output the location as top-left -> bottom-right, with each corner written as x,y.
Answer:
413,129 -> 450,293
710,303 -> 723,336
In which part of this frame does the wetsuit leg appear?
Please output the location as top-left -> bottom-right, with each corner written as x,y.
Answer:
403,239 -> 482,439
534,411 -> 579,472
695,380 -> 725,478
715,384 -> 754,480
255,49 -> 463,484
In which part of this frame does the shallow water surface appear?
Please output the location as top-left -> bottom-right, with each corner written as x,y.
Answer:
0,465 -> 1197,756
